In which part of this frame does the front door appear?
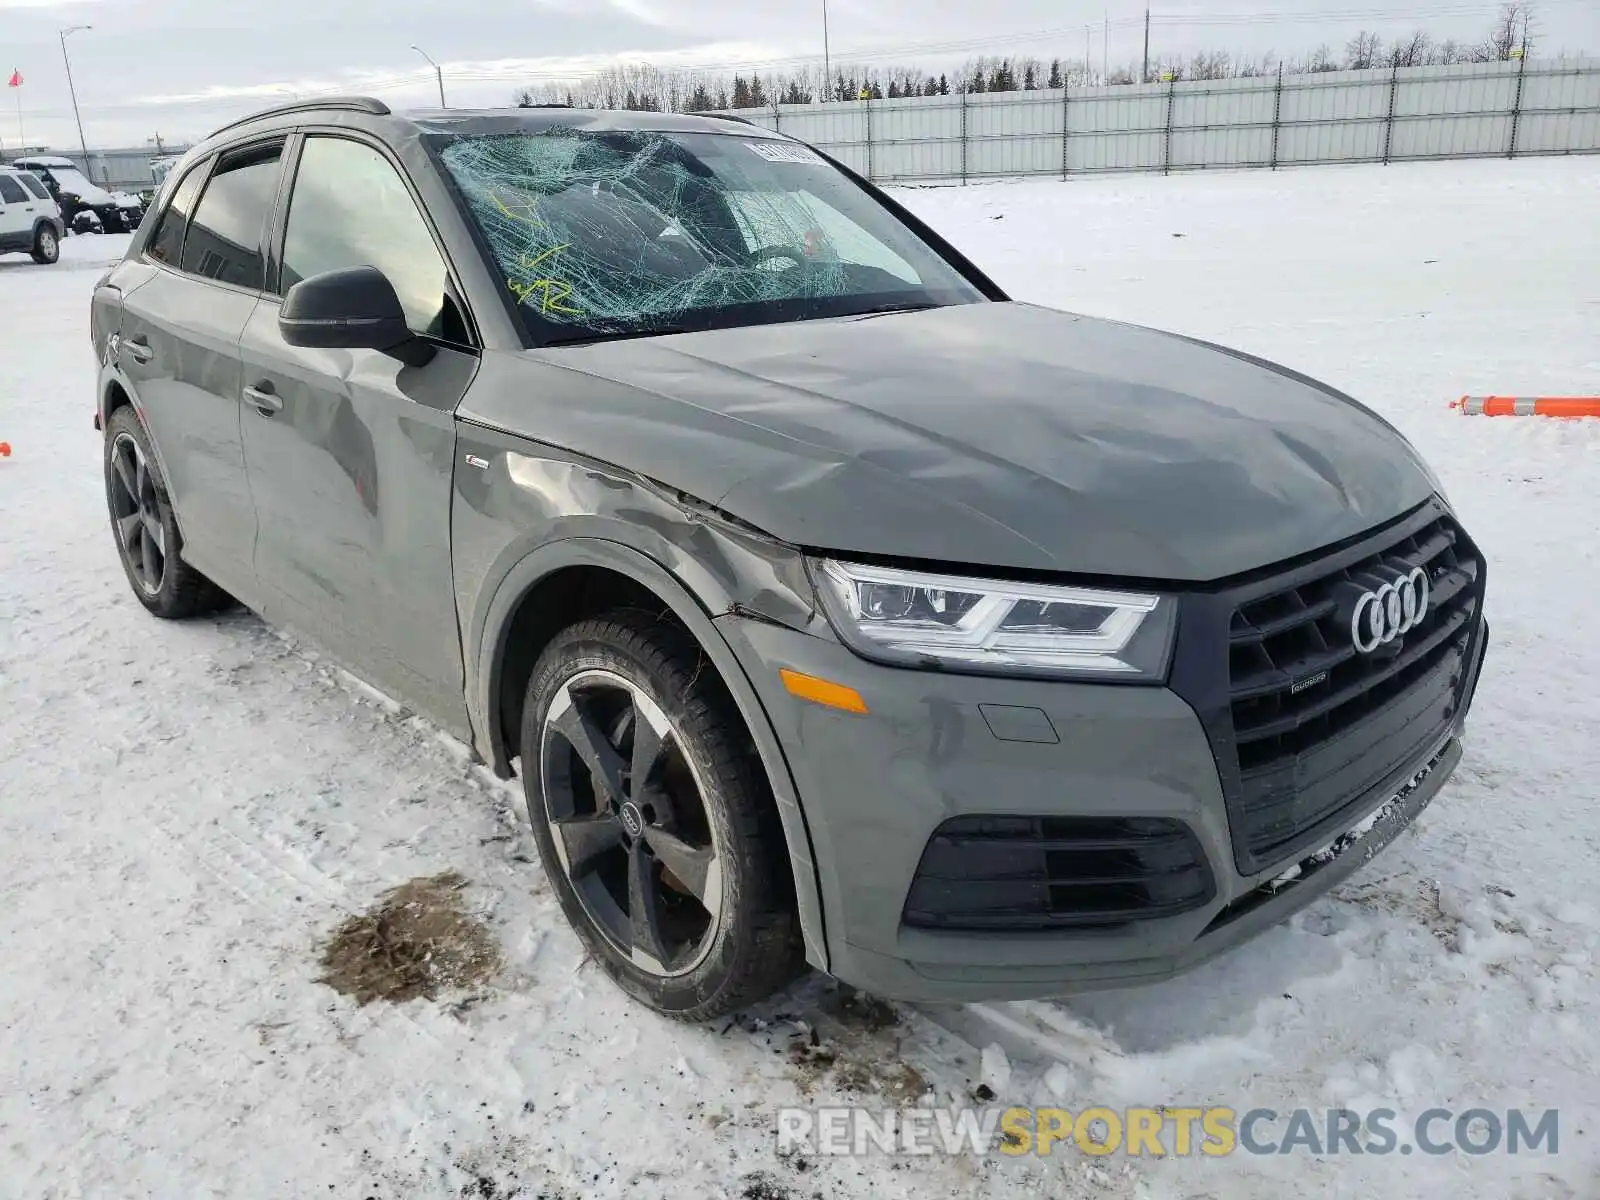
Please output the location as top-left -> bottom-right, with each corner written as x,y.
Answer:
239,132 -> 478,734
111,144 -> 285,596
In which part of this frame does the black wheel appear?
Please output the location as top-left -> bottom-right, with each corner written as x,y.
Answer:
30,225 -> 59,265
521,611 -> 803,1020
103,407 -> 231,619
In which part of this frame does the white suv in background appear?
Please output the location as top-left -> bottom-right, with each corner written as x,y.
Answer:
0,166 -> 63,264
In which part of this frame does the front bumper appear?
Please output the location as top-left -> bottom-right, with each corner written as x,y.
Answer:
720,609 -> 1486,1004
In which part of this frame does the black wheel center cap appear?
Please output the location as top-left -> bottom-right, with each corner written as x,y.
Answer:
619,801 -> 645,838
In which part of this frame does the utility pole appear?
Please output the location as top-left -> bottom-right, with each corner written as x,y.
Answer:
1103,13 -> 1109,81
822,0 -> 832,102
60,25 -> 93,181
1084,26 -> 1092,80
411,45 -> 446,108
1142,8 -> 1151,84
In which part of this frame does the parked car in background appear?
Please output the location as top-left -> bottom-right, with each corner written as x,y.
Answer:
12,155 -> 128,233
109,189 -> 148,228
90,97 -> 1488,1021
0,165 -> 63,263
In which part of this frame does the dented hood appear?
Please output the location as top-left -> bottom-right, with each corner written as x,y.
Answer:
498,301 -> 1439,581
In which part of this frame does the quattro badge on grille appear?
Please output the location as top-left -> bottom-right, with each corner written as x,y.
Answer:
1336,564 -> 1430,654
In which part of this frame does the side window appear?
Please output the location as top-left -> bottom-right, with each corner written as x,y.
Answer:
281,137 -> 458,339
0,175 -> 27,204
179,143 -> 283,290
18,173 -> 51,201
146,162 -> 209,266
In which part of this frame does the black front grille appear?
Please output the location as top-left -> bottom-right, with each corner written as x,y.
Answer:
902,815 -> 1215,931
1214,506 -> 1484,871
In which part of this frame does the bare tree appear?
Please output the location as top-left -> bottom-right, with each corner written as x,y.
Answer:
1345,31 -> 1385,70
1388,31 -> 1432,68
1305,44 -> 1339,73
1187,50 -> 1232,80
1476,2 -> 1532,61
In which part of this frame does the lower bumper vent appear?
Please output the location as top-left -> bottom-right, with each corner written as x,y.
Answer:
903,815 -> 1214,932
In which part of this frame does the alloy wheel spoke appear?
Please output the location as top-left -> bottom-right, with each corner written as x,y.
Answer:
141,509 -> 165,556
116,511 -> 142,545
628,698 -> 665,799
642,826 -> 720,921
134,455 -> 148,505
140,527 -> 160,585
552,690 -> 627,805
113,452 -> 137,503
626,840 -> 671,968
553,812 -> 623,879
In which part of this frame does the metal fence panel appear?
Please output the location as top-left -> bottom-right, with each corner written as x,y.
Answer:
723,58 -> 1596,183
1170,124 -> 1274,169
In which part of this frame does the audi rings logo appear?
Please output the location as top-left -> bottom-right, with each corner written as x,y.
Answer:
1349,565 -> 1430,653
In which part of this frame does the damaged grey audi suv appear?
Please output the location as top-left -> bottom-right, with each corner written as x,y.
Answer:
90,98 -> 1487,1019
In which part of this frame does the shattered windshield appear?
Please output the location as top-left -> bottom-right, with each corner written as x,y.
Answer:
435,129 -> 983,343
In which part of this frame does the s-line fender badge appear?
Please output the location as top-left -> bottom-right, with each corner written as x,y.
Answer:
464,454 -> 490,470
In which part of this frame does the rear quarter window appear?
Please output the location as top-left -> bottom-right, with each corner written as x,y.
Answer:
146,162 -> 209,267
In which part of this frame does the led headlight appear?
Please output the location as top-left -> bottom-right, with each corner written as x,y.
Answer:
811,558 -> 1177,681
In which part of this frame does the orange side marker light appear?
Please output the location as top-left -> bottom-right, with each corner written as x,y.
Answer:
780,668 -> 869,715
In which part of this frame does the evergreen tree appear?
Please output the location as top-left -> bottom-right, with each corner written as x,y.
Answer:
731,75 -> 752,108
938,73 -> 950,95
1048,58 -> 1064,88
750,74 -> 768,107
1023,63 -> 1037,90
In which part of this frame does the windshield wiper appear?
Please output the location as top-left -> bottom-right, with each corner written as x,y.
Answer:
539,325 -> 695,348
847,301 -> 946,320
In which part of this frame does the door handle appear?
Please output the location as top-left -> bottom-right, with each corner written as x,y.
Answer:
122,337 -> 154,364
243,383 -> 283,416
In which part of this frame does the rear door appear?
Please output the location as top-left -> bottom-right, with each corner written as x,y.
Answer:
239,131 -> 478,732
112,142 -> 286,597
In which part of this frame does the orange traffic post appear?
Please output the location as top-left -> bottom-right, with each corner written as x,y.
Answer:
0,442 -> 11,457
1453,396 -> 1600,417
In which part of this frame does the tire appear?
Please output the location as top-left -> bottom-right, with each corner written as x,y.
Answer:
30,224 -> 59,265
521,611 -> 803,1021
103,406 -> 232,619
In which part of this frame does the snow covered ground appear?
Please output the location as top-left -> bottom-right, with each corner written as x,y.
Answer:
2,157 -> 1597,1200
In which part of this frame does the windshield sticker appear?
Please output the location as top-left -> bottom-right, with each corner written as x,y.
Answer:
745,142 -> 825,165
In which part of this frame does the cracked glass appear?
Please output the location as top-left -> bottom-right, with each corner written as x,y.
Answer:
435,128 -> 983,344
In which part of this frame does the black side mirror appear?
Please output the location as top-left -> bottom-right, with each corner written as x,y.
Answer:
279,265 -> 435,367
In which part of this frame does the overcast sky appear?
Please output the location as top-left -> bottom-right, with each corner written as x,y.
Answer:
3,0 -> 1596,153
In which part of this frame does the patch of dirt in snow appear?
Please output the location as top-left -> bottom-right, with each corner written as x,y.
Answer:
318,871 -> 501,1005
1336,875 -> 1463,951
760,987 -> 930,1103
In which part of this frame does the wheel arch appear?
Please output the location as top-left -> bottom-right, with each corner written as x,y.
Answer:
472,537 -> 830,973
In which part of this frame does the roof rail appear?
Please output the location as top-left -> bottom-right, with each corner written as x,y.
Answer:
701,112 -> 759,127
208,95 -> 391,139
